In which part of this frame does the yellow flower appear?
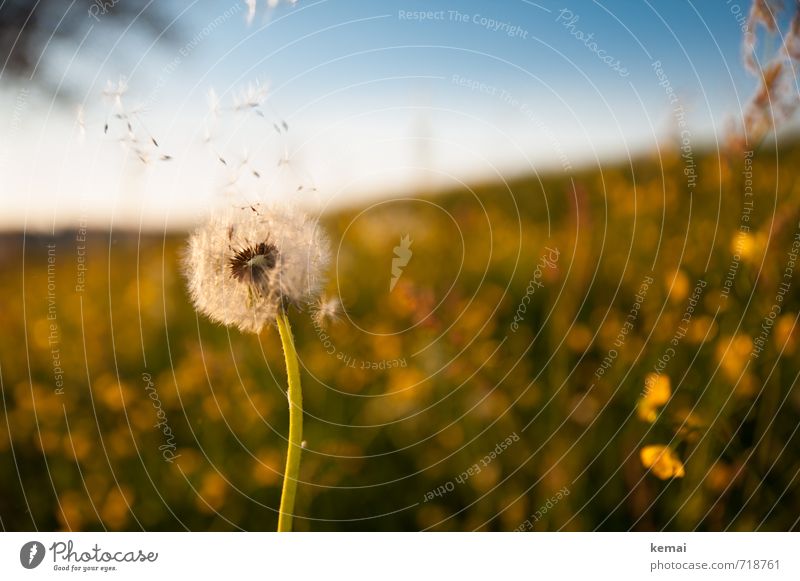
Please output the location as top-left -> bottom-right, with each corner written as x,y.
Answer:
636,373 -> 671,423
731,231 -> 754,260
640,445 -> 685,479
774,314 -> 797,355
716,334 -> 753,380
667,270 -> 689,303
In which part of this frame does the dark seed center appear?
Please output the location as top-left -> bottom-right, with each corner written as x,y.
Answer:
229,241 -> 279,287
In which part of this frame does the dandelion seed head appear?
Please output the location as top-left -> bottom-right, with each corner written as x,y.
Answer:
184,203 -> 330,333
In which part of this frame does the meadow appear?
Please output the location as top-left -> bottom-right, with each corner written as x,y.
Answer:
1,139 -> 798,531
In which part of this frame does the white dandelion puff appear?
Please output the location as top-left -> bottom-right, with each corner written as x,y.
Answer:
184,203 -> 330,333
311,296 -> 340,327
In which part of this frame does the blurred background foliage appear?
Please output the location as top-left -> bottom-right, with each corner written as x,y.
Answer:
1,140 -> 799,531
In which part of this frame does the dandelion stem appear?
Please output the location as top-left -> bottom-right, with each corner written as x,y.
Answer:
276,310 -> 302,532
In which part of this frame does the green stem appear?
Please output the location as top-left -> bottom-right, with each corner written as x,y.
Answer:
276,310 -> 302,532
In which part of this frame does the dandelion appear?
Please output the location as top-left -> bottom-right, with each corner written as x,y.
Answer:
184,203 -> 329,333
640,445 -> 685,479
184,202 -> 330,531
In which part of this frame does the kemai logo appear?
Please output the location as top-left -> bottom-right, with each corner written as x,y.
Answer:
390,234 -> 413,291
20,541 -> 46,569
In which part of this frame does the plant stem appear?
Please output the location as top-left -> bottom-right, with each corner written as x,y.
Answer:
276,310 -> 302,532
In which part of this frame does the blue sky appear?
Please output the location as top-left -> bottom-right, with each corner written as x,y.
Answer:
0,0 -> 766,229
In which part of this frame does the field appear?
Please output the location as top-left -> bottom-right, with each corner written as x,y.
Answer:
1,140 -> 799,531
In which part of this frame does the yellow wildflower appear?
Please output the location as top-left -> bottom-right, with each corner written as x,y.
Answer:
637,373 -> 671,423
640,445 -> 685,479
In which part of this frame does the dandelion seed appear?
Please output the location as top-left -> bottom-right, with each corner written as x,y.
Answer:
76,106 -> 86,141
207,88 -> 221,120
184,203 -> 331,333
636,373 -> 671,423
233,81 -> 269,112
245,0 -> 257,25
102,77 -> 128,105
311,296 -> 340,327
